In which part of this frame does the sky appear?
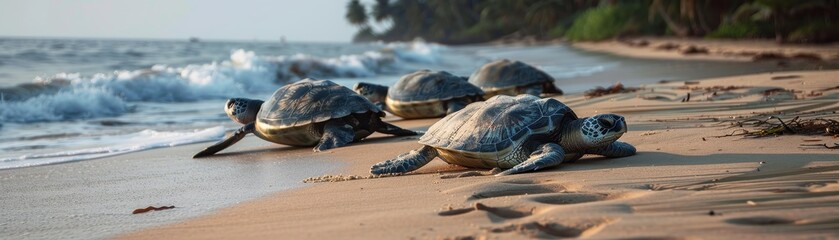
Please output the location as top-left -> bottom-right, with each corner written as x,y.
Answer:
0,0 -> 358,42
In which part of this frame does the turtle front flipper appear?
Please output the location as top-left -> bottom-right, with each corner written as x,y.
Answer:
314,120 -> 356,152
586,141 -> 636,157
445,98 -> 469,115
497,143 -> 565,176
193,123 -> 255,158
371,146 -> 438,175
374,121 -> 421,136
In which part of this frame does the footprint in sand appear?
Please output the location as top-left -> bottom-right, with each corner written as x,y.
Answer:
442,180 -> 569,201
484,218 -> 613,238
438,202 -> 531,219
528,192 -> 609,205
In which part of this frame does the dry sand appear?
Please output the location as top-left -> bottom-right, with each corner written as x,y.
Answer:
574,37 -> 839,62
120,67 -> 839,239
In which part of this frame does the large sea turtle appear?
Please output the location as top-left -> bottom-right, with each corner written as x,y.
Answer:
370,94 -> 635,176
353,70 -> 484,119
468,59 -> 563,97
193,79 -> 419,158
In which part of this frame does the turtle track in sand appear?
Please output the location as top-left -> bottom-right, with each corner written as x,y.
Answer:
435,178 -> 650,238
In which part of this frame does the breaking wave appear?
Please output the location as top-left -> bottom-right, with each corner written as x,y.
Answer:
0,41 -> 443,123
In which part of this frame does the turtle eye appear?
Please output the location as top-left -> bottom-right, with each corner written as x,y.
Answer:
598,118 -> 614,128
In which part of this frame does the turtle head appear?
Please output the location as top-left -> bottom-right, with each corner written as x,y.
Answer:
560,114 -> 627,151
225,98 -> 264,125
353,82 -> 388,103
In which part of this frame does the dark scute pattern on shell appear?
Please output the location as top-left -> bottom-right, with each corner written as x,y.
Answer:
468,59 -> 555,88
419,95 -> 576,153
388,70 -> 484,102
258,79 -> 380,128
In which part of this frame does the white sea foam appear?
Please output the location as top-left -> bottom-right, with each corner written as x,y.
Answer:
0,42 -> 442,123
0,126 -> 225,170
385,40 -> 443,64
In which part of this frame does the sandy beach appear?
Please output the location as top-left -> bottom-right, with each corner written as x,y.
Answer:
116,64 -> 839,238
5,1 -> 839,239
3,41 -> 837,240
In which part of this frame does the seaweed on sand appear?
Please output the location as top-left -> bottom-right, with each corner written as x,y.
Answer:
713,116 -> 839,138
584,82 -> 640,98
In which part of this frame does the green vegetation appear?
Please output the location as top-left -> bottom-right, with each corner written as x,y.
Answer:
565,4 -> 651,41
707,21 -> 772,39
346,0 -> 839,44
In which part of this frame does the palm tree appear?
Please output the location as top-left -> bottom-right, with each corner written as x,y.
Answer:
346,0 -> 368,26
650,0 -> 689,37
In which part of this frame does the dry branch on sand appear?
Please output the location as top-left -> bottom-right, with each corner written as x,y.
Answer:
714,116 -> 839,139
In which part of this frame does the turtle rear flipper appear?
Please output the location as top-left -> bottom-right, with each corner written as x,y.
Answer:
371,146 -> 438,175
314,120 -> 356,152
193,123 -> 255,158
497,143 -> 565,176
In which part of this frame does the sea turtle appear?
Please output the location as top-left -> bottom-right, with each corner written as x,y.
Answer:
193,79 -> 419,158
370,94 -> 635,176
468,59 -> 563,97
353,70 -> 484,119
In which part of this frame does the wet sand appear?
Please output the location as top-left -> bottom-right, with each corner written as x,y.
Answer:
120,69 -> 839,239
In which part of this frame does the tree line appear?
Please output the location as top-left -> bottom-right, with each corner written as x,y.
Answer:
345,0 -> 839,44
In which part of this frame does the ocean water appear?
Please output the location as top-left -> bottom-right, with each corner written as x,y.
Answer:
0,37 -> 794,169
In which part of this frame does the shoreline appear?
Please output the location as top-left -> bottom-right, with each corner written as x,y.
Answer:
122,68 -> 839,239
572,37 -> 839,63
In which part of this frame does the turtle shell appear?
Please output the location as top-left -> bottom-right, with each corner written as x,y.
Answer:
468,59 -> 555,90
419,95 -> 577,153
257,79 -> 381,129
388,70 -> 484,102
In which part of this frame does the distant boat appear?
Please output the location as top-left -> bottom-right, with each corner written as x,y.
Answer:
189,37 -> 200,43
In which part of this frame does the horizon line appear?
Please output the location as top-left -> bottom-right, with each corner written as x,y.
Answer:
0,34 -> 353,44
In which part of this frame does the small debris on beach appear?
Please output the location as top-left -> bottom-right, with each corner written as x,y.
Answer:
132,206 -> 175,214
655,43 -> 680,51
641,131 -> 659,136
583,82 -> 639,98
681,93 -> 691,102
681,46 -> 709,55
746,200 -> 757,206
800,143 -> 839,149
